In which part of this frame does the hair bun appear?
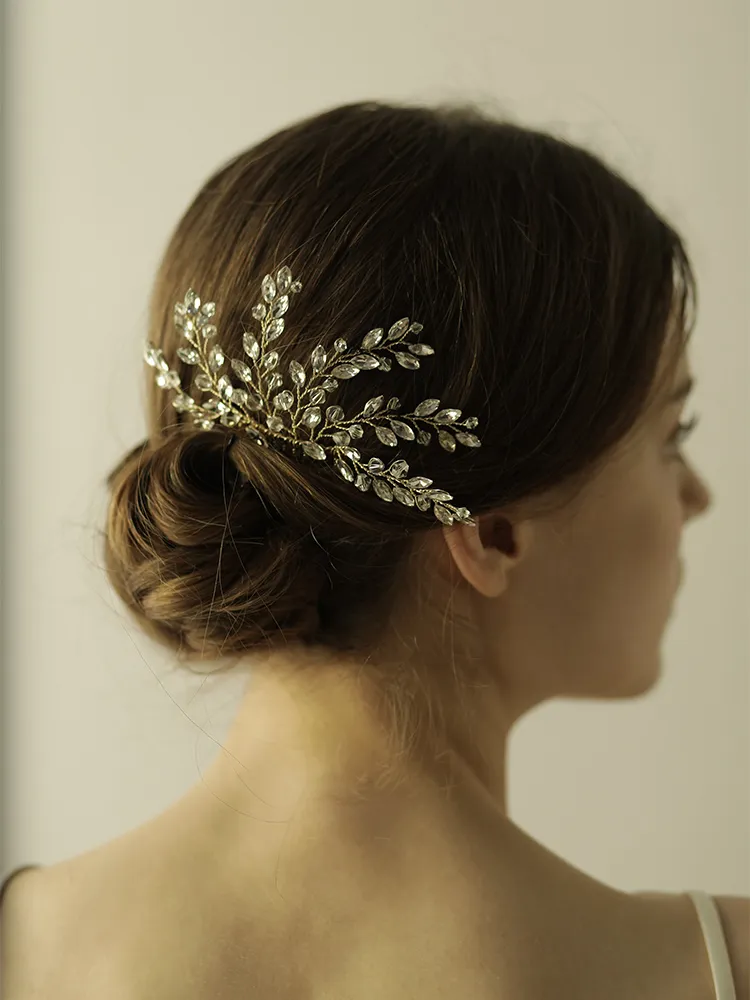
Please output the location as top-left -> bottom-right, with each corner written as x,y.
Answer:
103,430 -> 328,657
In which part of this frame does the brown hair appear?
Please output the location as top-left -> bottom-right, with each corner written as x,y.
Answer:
104,100 -> 695,674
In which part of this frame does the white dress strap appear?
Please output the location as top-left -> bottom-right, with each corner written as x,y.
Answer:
686,890 -> 737,1000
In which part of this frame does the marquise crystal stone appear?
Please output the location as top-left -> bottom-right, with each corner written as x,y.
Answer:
361,328 -> 384,349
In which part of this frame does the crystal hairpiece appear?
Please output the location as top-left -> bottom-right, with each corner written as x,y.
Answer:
144,265 -> 482,526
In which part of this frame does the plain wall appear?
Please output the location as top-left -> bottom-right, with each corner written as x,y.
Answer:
3,0 -> 748,895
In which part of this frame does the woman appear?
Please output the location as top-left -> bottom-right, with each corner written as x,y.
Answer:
2,100 -> 746,999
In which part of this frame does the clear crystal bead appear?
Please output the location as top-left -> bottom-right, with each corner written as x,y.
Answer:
231,389 -> 248,406
303,407 -> 321,428
243,332 -> 260,360
375,426 -> 398,447
389,420 -> 415,441
388,460 -> 409,478
311,345 -> 327,372
261,275 -> 277,302
406,476 -> 433,488
195,373 -> 213,391
174,302 -> 187,318
434,408 -> 462,424
367,457 -> 385,472
267,415 -> 284,432
268,373 -> 283,391
416,429 -> 431,446
332,431 -> 351,446
276,266 -> 292,294
408,322 -> 424,335
309,388 -> 326,405
434,504 -> 454,525
290,280 -> 303,293
218,376 -> 233,398
415,398 -> 440,416
172,393 -> 195,411
349,424 -> 363,439
438,430 -> 456,452
246,389 -> 263,410
184,289 -> 198,311
301,440 -> 326,460
349,354 -> 379,369
177,347 -> 201,365
355,473 -> 371,491
377,357 -> 392,372
196,418 -> 214,431
392,486 -> 415,506
264,352 -> 279,370
156,370 -> 181,389
455,431 -> 481,448
415,495 -> 431,512
144,345 -> 169,371
426,489 -> 453,501
273,390 -> 294,411
331,364 -> 359,379
335,459 -> 354,483
289,360 -> 306,387
395,353 -> 420,370
341,447 -> 361,462
232,359 -> 253,382
267,318 -> 285,340
373,479 -> 393,502
362,395 -> 384,417
272,295 -> 289,317
387,318 -> 410,341
208,346 -> 225,371
326,405 -> 344,423
334,338 -> 347,354
201,301 -> 216,318
320,377 -> 338,391
220,410 -> 240,426
361,328 -> 384,350
408,343 -> 434,356
202,325 -> 217,340
252,303 -> 267,320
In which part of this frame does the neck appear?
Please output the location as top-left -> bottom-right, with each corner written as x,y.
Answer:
194,644 -> 514,826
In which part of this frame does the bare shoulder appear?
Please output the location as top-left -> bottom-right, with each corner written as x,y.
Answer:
636,890 -> 749,1000
0,851 -> 139,1000
1,866 -> 54,997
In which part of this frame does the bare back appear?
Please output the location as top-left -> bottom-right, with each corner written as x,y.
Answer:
3,818 -> 745,1000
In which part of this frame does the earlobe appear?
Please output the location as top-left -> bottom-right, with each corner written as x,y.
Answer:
442,514 -> 532,600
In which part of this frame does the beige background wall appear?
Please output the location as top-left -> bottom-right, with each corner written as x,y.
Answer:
4,0 -> 748,893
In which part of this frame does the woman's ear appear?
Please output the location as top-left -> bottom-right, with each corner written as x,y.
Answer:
442,513 -> 535,599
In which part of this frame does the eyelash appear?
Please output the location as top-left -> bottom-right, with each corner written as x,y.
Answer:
669,413 -> 700,452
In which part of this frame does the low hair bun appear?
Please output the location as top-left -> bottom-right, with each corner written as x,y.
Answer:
103,429 -> 329,658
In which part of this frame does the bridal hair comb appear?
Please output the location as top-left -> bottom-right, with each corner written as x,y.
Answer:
144,265 -> 482,526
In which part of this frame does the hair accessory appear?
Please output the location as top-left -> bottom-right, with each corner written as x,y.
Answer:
144,265 -> 482,526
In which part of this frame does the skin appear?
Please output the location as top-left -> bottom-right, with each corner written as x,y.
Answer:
8,343 -> 731,999
184,342 -> 710,826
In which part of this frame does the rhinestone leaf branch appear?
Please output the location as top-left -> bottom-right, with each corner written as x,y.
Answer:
144,265 -> 481,526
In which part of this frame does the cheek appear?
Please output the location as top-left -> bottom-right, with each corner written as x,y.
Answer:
552,466 -> 683,621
